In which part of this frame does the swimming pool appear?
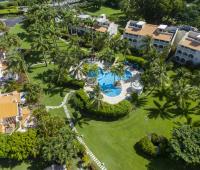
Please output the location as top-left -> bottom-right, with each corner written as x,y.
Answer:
88,68 -> 133,97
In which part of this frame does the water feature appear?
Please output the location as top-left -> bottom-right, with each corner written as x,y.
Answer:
88,68 -> 133,97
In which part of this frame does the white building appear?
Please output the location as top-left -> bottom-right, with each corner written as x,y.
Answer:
174,31 -> 200,66
123,21 -> 178,50
73,14 -> 118,36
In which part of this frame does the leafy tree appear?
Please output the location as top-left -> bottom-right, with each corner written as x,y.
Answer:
23,83 -> 42,104
7,130 -> 38,161
169,125 -> 200,166
40,127 -> 78,166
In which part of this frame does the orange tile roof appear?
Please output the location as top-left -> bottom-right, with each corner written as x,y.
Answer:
0,91 -> 21,120
22,107 -> 30,123
94,26 -> 107,33
0,91 -> 21,104
125,24 -> 173,42
179,38 -> 200,51
0,103 -> 18,119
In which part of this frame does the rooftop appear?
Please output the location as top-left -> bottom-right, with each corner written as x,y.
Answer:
179,31 -> 200,51
125,21 -> 174,42
0,91 -> 21,119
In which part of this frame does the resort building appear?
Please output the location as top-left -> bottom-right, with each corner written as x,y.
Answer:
174,31 -> 200,66
0,91 -> 30,133
73,14 -> 118,36
123,21 -> 178,50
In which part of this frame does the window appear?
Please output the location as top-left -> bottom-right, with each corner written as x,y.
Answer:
188,54 -> 194,59
154,44 -> 158,47
176,56 -> 180,61
183,52 -> 187,56
132,39 -> 137,42
177,50 -> 182,54
159,45 -> 163,49
181,58 -> 185,63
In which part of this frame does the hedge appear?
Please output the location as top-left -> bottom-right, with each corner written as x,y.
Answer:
70,90 -> 132,120
126,55 -> 147,67
88,100 -> 132,120
137,136 -> 158,157
136,133 -> 168,157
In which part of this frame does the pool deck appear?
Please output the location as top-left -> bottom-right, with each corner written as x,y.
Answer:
84,60 -> 143,104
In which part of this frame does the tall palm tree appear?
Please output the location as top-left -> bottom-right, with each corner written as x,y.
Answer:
90,84 -> 103,110
110,63 -> 124,83
7,51 -> 30,82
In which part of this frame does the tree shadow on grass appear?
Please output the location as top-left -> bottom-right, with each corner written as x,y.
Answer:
135,96 -> 148,108
145,100 -> 174,120
134,143 -> 198,170
0,159 -> 22,169
146,158 -> 200,170
26,159 -> 49,170
152,88 -> 170,102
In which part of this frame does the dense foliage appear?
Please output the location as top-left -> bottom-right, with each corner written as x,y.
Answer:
168,126 -> 200,165
70,89 -> 132,120
136,133 -> 168,157
0,130 -> 38,161
121,0 -> 200,28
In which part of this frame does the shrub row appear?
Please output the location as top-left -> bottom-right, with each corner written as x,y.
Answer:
126,55 -> 147,68
0,2 -> 18,9
70,90 -> 132,120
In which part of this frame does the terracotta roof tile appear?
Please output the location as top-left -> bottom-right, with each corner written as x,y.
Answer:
125,24 -> 173,42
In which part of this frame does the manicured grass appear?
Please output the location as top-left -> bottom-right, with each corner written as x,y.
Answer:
73,94 -> 199,170
84,6 -> 122,17
48,107 -> 66,118
9,24 -> 31,49
28,64 -> 66,106
0,7 -> 19,15
82,6 -> 127,28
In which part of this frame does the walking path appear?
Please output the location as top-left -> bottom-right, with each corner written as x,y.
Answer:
46,92 -> 107,170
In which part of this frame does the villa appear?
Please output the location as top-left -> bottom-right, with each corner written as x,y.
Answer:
0,91 -> 30,133
73,14 -> 118,36
174,31 -> 200,66
123,21 -> 178,50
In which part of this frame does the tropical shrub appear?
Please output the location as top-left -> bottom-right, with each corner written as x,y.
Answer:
70,90 -> 132,120
126,55 -> 147,67
88,100 -> 132,120
137,136 -> 158,157
168,125 -> 200,165
70,89 -> 89,111
136,133 -> 168,157
65,79 -> 85,89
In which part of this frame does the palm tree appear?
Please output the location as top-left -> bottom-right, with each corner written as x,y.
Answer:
97,46 -> 115,65
23,83 -> 42,104
90,84 -> 103,110
110,63 -> 124,83
7,51 -> 30,82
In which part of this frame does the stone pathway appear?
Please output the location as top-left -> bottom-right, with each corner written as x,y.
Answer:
46,92 -> 107,170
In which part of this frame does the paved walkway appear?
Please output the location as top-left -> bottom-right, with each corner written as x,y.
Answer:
46,92 -> 107,170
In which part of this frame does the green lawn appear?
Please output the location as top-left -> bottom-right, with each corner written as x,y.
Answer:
0,7 -> 19,15
28,64 -> 66,106
72,94 -> 199,170
9,24 -> 31,49
48,107 -> 66,118
82,6 -> 127,28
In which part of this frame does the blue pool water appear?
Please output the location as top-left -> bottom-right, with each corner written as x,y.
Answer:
88,68 -> 132,97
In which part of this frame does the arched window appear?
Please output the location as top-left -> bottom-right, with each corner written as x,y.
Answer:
176,56 -> 180,61
183,52 -> 187,56
177,50 -> 182,54
181,58 -> 185,63
188,54 -> 194,59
